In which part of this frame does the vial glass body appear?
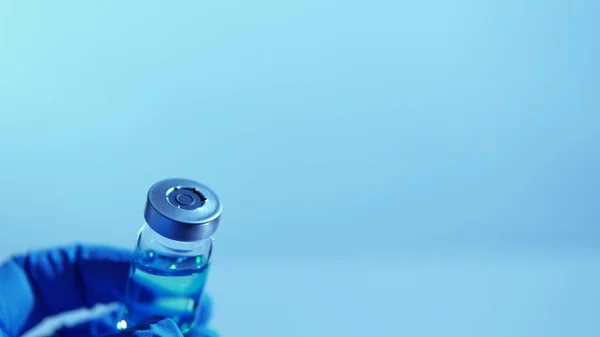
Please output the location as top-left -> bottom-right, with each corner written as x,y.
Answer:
120,223 -> 213,333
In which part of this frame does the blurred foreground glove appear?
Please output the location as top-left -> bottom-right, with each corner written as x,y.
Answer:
0,244 -> 217,337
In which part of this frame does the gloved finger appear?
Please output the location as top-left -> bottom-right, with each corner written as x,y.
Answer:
53,295 -> 214,337
195,295 -> 214,326
1,244 -> 132,336
104,317 -> 218,337
186,327 -> 220,337
106,318 -> 184,337
53,308 -> 121,337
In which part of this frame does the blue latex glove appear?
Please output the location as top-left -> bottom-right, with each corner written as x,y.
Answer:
0,244 -> 218,337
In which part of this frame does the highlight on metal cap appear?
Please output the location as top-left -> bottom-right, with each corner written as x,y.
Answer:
144,178 -> 222,242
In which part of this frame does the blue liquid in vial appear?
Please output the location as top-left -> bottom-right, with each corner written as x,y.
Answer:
120,251 -> 210,333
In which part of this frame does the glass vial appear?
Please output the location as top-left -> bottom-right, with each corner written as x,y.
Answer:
118,178 -> 222,333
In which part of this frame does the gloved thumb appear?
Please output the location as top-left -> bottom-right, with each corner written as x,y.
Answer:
108,317 -> 182,337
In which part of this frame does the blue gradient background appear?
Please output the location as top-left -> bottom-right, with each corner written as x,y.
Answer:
1,1 -> 599,336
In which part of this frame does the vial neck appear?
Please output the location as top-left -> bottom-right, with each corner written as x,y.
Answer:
138,223 -> 212,257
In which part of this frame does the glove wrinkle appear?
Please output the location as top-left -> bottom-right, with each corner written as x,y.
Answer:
10,255 -> 48,335
71,245 -> 92,309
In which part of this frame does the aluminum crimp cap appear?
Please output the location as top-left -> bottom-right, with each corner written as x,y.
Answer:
144,178 -> 222,242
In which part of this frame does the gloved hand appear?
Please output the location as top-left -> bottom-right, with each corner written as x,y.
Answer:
0,244 -> 218,337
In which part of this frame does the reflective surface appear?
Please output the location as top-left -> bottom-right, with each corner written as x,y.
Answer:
121,251 -> 210,333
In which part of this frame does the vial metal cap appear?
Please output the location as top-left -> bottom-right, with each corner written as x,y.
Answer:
144,178 -> 222,242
